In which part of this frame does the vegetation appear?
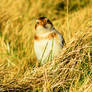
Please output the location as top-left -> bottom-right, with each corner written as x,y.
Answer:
0,0 -> 92,92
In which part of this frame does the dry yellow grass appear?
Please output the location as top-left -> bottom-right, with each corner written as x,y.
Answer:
0,0 -> 92,92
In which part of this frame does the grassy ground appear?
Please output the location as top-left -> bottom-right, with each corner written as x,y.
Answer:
0,0 -> 92,92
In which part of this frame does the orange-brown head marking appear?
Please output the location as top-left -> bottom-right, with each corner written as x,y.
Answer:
35,17 -> 53,29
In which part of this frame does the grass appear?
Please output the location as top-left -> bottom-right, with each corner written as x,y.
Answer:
0,0 -> 92,92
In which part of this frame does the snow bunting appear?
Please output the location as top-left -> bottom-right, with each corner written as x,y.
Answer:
34,17 -> 65,65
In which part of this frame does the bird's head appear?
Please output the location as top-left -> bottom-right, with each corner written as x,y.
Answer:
35,17 -> 53,34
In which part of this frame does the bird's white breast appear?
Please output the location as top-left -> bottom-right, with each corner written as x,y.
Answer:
34,38 -> 62,64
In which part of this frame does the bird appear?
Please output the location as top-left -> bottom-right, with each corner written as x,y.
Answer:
34,17 -> 65,65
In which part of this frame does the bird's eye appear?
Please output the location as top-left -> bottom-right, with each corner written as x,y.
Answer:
36,20 -> 39,24
36,21 -> 39,24
46,19 -> 49,23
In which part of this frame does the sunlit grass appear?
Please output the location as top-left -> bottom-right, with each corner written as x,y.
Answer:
0,0 -> 92,92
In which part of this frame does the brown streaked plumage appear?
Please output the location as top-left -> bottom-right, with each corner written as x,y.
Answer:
34,17 -> 65,65
35,17 -> 53,30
